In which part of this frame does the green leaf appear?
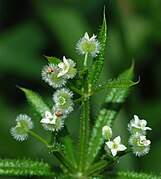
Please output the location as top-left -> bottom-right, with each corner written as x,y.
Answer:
85,160 -> 108,176
112,171 -> 161,179
94,78 -> 139,93
89,11 -> 107,90
44,55 -> 61,64
0,159 -> 54,176
60,136 -> 77,169
87,63 -> 134,167
19,87 -> 51,117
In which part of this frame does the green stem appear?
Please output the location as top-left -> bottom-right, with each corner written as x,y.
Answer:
78,99 -> 90,173
68,82 -> 83,96
29,131 -> 48,146
84,52 -> 88,68
85,160 -> 114,176
74,97 -> 84,103
54,151 -> 76,174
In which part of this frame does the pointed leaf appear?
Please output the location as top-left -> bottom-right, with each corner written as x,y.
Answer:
44,55 -> 61,64
60,136 -> 77,169
89,12 -> 107,89
85,160 -> 108,176
94,78 -> 139,93
19,87 -> 51,117
113,171 -> 161,179
87,63 -> 134,167
0,159 -> 54,176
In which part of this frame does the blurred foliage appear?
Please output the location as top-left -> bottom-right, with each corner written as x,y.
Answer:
0,0 -> 161,177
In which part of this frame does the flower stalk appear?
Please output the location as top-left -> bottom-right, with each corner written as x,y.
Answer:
78,65 -> 90,173
28,131 -> 48,146
84,52 -> 88,68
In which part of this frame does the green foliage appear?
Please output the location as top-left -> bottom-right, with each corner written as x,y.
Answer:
19,87 -> 51,117
114,171 -> 161,179
94,78 -> 138,93
85,160 -> 108,176
89,12 -> 107,90
0,159 -> 54,176
60,135 -> 77,169
2,5 -> 159,178
45,55 -> 61,64
87,63 -> 134,166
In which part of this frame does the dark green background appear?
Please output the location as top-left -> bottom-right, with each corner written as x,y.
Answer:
0,0 -> 161,177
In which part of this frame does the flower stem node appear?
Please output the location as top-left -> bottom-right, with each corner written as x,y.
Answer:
57,56 -> 76,79
105,136 -> 127,157
76,32 -> 101,57
102,126 -> 113,140
41,111 -> 64,132
53,88 -> 74,115
128,115 -> 152,135
129,133 -> 151,157
10,114 -> 34,141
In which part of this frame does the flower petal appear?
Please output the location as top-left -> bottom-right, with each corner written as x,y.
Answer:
114,136 -> 121,144
145,126 -> 152,130
84,32 -> 89,40
57,71 -> 65,77
134,115 -> 139,123
63,56 -> 68,65
140,120 -> 147,126
41,118 -> 50,124
111,149 -> 117,156
58,62 -> 64,69
45,111 -> 52,119
118,144 -> 127,151
50,118 -> 56,124
105,141 -> 113,149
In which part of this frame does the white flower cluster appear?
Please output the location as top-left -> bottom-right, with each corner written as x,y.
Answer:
41,88 -> 74,132
40,56 -> 76,132
42,56 -> 76,89
102,115 -> 152,158
102,126 -> 127,157
128,115 -> 152,157
11,32 -> 101,141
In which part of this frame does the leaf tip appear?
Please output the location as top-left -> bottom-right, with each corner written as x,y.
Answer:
15,85 -> 23,91
16,85 -> 28,94
131,58 -> 135,71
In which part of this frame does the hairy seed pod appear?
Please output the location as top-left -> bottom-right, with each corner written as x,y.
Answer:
55,110 -> 63,117
46,66 -> 54,74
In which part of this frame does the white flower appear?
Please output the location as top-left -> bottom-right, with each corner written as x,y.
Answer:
57,56 -> 70,77
10,114 -> 33,141
105,136 -> 127,157
53,88 -> 74,115
128,115 -> 152,134
41,64 -> 66,88
57,56 -> 76,79
40,111 -> 57,124
41,118 -> 64,132
129,133 -> 151,157
41,111 -> 64,132
138,136 -> 151,146
102,126 -> 112,140
76,32 -> 101,57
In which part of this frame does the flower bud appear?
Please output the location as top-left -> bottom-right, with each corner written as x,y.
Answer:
10,114 -> 33,141
76,32 -> 101,57
102,126 -> 113,140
